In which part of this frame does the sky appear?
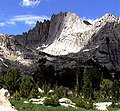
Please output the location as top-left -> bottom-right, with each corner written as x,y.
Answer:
0,0 -> 119,35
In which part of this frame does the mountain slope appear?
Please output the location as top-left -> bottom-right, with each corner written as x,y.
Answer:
43,12 -> 93,55
43,13 -> 119,55
0,12 -> 120,72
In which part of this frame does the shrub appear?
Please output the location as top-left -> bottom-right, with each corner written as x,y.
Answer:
28,88 -> 39,99
100,79 -> 113,99
44,95 -> 59,107
4,68 -> 21,94
42,83 -> 50,94
112,80 -> 119,104
84,99 -> 93,110
112,102 -> 120,108
20,75 -> 35,98
0,70 -> 6,88
54,86 -> 66,98
75,97 -> 85,108
75,97 -> 93,110
12,90 -> 21,100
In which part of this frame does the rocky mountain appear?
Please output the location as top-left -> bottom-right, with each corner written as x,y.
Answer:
0,12 -> 120,72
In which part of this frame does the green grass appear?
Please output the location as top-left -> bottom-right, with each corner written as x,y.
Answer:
11,99 -> 120,111
11,99 -> 96,111
108,107 -> 120,111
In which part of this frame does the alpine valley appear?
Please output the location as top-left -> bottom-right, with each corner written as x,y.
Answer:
0,12 -> 120,111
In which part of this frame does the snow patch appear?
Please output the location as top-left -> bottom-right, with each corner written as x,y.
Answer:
83,45 -> 99,52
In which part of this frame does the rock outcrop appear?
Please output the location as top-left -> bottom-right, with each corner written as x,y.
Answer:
43,12 -> 93,55
0,88 -> 17,111
59,98 -> 76,108
16,20 -> 50,49
93,102 -> 112,111
77,14 -> 120,70
42,12 -> 120,71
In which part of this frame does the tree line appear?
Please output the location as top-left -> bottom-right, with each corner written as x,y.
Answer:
0,58 -> 119,104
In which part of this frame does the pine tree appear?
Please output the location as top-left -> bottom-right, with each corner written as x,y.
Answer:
83,67 -> 92,99
4,68 -> 21,94
20,75 -> 35,98
75,70 -> 80,96
100,79 -> 113,99
112,80 -> 119,106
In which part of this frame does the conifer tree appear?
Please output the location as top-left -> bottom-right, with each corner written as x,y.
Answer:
112,80 -> 119,105
20,75 -> 35,98
100,79 -> 113,99
75,70 -> 81,96
83,67 -> 92,99
4,68 -> 20,94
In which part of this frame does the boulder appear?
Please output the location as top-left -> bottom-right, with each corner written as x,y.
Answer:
29,97 -> 47,105
67,91 -> 73,96
59,103 -> 76,108
0,106 -> 17,111
0,88 -> 10,99
0,88 -> 17,111
59,98 -> 75,108
96,106 -> 108,111
38,87 -> 44,93
48,90 -> 54,94
93,102 -> 112,111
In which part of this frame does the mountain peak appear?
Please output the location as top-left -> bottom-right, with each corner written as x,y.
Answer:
0,12 -> 120,71
93,13 -> 118,27
102,13 -> 118,21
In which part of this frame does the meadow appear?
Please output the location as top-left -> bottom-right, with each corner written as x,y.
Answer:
12,99 -> 120,111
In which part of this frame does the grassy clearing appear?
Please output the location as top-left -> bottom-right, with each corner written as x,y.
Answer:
108,107 -> 120,111
11,99 -> 120,111
11,99 -> 95,111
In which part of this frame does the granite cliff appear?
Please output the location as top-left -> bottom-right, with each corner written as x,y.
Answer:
0,12 -> 120,72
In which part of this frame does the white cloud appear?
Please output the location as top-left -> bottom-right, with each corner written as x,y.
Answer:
0,21 -> 15,27
20,0 -> 41,7
0,23 -> 5,27
81,17 -> 94,24
0,15 -> 49,27
6,21 -> 16,25
11,15 -> 50,26
81,17 -> 100,24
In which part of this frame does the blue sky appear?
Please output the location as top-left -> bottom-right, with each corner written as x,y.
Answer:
0,0 -> 119,35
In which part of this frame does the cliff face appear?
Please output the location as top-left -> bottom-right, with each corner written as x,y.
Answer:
43,13 -> 119,56
42,13 -> 120,71
16,20 -> 50,49
43,12 -> 93,55
76,14 -> 120,70
0,12 -> 120,72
